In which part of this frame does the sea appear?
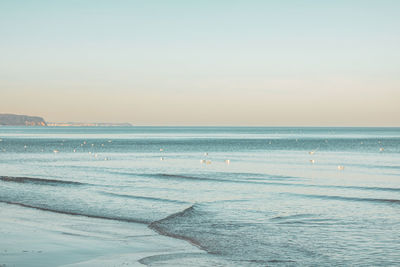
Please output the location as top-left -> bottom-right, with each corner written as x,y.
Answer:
0,126 -> 399,266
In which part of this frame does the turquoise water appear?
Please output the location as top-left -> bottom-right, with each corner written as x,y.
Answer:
1,127 -> 399,265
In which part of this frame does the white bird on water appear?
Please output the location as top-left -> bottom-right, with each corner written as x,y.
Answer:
337,165 -> 345,170
309,148 -> 319,155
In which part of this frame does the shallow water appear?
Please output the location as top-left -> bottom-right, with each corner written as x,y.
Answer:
1,127 -> 399,266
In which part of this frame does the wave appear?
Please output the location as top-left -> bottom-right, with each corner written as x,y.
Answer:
139,252 -> 208,266
355,164 -> 400,170
146,173 -> 400,193
99,191 -> 190,204
266,259 -> 297,263
0,176 -> 86,186
380,165 -> 400,170
108,172 -> 400,193
0,200 -> 149,224
152,173 -> 219,182
140,253 -> 295,266
111,171 -> 298,185
138,252 -> 252,266
270,214 -> 340,225
149,204 -> 206,251
271,213 -> 317,220
288,193 -> 400,205
277,182 -> 400,192
216,171 -> 299,180
112,170 -> 298,182
109,171 -> 241,184
328,184 -> 400,192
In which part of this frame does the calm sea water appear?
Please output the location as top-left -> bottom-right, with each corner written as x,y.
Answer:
1,127 -> 399,266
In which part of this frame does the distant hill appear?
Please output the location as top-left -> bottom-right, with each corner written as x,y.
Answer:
47,122 -> 132,127
0,114 -> 47,126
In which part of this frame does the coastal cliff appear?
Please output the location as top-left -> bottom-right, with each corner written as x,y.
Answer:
47,122 -> 132,126
0,114 -> 47,126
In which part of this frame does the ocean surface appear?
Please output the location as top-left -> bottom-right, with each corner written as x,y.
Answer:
1,126 -> 399,266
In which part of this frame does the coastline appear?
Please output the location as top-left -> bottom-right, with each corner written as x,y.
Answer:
0,202 -> 204,267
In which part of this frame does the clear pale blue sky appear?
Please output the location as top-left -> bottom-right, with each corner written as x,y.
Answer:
1,0 -> 399,125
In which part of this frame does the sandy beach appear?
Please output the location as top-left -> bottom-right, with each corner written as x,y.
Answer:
0,202 -> 203,267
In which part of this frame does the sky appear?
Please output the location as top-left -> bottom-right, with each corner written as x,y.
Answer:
1,0 -> 399,126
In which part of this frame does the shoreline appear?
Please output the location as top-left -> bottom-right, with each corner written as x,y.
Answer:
0,202 -> 204,266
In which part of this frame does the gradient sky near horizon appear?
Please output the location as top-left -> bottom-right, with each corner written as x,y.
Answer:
1,0 -> 399,126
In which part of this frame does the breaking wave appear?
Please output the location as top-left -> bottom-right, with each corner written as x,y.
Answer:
288,193 -> 400,205
99,191 -> 190,204
0,200 -> 149,224
0,176 -> 86,186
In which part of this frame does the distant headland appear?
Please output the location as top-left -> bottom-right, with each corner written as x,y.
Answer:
0,114 -> 132,126
0,114 -> 47,126
47,122 -> 132,127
